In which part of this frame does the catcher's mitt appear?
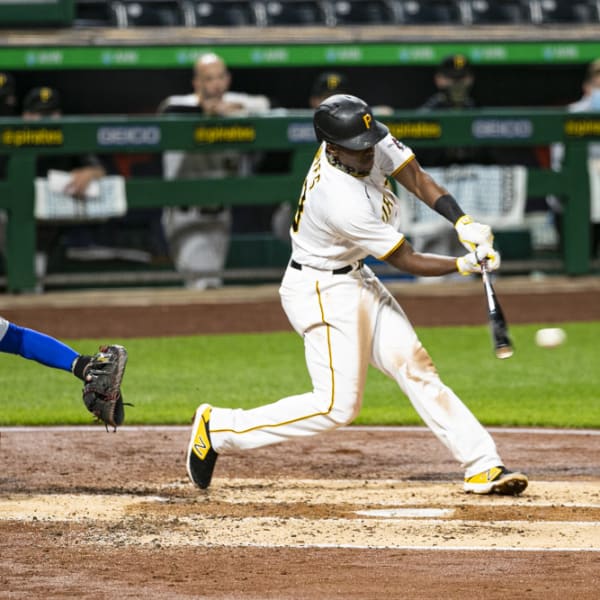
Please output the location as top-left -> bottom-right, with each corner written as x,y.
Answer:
82,344 -> 128,431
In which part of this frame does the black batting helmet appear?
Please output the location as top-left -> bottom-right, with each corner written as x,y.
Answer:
313,94 -> 388,150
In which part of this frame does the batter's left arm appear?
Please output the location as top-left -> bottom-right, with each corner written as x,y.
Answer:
393,157 -> 447,210
393,158 -> 494,251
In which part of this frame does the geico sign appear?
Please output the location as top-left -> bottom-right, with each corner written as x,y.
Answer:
471,119 -> 533,139
97,126 -> 161,146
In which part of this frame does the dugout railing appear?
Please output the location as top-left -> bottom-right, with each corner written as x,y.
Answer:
0,109 -> 595,293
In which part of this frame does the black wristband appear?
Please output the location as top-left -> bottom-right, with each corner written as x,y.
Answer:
72,355 -> 92,381
433,194 -> 465,225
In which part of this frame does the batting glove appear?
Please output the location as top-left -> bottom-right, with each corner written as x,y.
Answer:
456,244 -> 501,276
454,215 -> 494,252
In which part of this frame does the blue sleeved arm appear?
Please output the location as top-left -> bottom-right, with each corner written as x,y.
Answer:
0,321 -> 79,372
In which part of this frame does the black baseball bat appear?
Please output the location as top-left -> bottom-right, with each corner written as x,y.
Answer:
480,261 -> 513,359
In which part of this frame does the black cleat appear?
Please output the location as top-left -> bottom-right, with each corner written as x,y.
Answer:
186,404 -> 218,489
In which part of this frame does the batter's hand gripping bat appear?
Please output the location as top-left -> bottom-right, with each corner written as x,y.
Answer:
480,260 -> 513,359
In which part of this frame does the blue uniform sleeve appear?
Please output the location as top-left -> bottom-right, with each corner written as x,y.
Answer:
0,320 -> 79,372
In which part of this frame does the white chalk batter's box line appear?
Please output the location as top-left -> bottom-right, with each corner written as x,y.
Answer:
225,543 -> 600,553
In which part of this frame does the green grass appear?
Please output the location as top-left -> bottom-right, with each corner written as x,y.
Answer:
2,321 -> 599,427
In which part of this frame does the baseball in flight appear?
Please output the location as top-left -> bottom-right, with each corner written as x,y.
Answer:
535,328 -> 566,348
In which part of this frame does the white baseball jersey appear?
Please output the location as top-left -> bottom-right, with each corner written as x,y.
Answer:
291,133 -> 414,270
208,131 -> 505,480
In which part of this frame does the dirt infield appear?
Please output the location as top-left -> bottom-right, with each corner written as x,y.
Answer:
1,427 -> 600,599
1,276 -> 600,599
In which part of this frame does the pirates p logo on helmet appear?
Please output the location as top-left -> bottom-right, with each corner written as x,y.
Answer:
313,94 -> 388,150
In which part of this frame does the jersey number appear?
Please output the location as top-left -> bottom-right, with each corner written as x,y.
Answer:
292,180 -> 307,233
292,148 -> 322,233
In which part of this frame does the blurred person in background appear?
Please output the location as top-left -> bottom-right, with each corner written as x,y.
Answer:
20,86 -> 108,289
23,87 -> 106,198
550,58 -> 600,258
419,52 -> 544,171
417,55 -> 544,260
421,53 -> 476,111
0,71 -> 17,116
566,58 -> 600,113
308,71 -> 350,109
157,52 -> 271,289
418,53 -> 537,169
418,54 -> 493,168
0,72 -> 18,179
416,55 -> 494,259
309,70 -> 393,115
0,72 -> 17,261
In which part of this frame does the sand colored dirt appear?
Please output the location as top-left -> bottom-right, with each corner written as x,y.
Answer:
2,479 -> 600,550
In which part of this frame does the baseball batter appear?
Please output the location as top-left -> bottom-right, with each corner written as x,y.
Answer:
187,94 -> 528,496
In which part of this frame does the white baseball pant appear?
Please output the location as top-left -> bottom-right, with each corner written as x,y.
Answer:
209,264 -> 502,478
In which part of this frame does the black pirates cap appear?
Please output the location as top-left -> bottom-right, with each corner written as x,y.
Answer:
0,72 -> 16,114
23,86 -> 61,114
310,72 -> 349,100
0,72 -> 15,98
438,54 -> 472,79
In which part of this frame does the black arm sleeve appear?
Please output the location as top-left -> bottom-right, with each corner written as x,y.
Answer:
433,194 -> 466,225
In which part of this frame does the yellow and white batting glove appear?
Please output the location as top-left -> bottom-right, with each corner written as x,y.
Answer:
454,215 -> 494,252
456,244 -> 501,275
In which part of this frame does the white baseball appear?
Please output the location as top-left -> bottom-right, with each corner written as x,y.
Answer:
535,328 -> 566,348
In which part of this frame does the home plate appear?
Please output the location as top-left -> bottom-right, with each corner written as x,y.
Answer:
355,508 -> 454,518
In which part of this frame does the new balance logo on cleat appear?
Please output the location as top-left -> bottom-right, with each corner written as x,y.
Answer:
186,403 -> 218,489
464,466 -> 528,495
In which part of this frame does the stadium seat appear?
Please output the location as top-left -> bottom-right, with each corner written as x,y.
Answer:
119,0 -> 188,26
463,0 -> 534,25
534,0 -> 600,23
326,0 -> 399,25
188,0 -> 260,25
258,0 -> 329,26
74,0 -> 122,27
397,0 -> 463,24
